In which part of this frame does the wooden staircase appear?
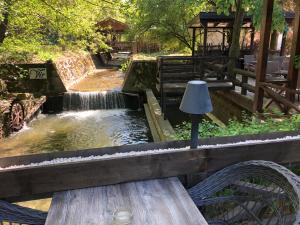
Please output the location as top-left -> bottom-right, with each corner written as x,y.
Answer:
157,56 -> 234,118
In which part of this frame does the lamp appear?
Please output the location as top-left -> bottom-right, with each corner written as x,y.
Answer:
180,80 -> 213,149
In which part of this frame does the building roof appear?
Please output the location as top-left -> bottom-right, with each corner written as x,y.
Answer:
96,18 -> 128,32
189,11 -> 295,28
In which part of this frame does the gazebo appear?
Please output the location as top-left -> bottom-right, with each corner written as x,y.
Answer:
189,12 -> 253,56
96,18 -> 130,51
189,11 -> 295,57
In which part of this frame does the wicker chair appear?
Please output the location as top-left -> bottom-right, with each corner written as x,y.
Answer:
189,161 -> 300,225
0,200 -> 47,225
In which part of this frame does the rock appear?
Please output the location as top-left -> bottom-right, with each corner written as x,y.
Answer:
0,79 -> 7,93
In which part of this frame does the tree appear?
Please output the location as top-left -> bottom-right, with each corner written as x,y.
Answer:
123,0 -> 210,51
124,0 -> 288,54
0,0 -> 122,61
212,0 -> 287,73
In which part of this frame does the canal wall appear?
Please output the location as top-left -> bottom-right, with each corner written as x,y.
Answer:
51,52 -> 95,92
210,91 -> 253,123
122,60 -> 157,94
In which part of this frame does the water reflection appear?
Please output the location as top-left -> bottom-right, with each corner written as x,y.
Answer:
0,109 -> 152,157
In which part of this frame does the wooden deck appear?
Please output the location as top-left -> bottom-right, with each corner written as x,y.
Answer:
159,82 -> 233,94
45,178 -> 208,225
157,56 -> 234,118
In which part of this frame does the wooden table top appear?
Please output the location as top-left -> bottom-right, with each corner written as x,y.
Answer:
45,177 -> 208,225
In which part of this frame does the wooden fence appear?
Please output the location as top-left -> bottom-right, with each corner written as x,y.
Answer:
0,130 -> 299,202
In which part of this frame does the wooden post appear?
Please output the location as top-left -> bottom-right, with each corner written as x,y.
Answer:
192,28 -> 196,56
203,23 -> 208,56
222,28 -> 225,52
253,0 -> 275,113
286,1 -> 300,105
250,26 -> 255,52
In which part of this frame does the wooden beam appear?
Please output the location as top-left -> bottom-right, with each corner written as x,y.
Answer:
203,23 -> 208,56
286,1 -> 300,104
250,26 -> 255,52
261,85 -> 300,113
192,28 -> 196,56
253,0 -> 275,113
0,131 -> 300,202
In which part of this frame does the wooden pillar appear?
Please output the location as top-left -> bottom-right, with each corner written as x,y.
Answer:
192,28 -> 196,56
253,0 -> 275,113
203,23 -> 208,56
222,28 -> 225,52
250,26 -> 255,52
286,0 -> 300,103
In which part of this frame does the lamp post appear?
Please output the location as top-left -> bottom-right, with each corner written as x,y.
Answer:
180,81 -> 213,149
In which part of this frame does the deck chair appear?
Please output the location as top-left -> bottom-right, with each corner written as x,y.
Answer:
244,55 -> 256,71
189,161 -> 300,225
0,200 -> 47,225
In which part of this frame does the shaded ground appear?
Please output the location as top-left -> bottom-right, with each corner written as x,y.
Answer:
69,68 -> 124,92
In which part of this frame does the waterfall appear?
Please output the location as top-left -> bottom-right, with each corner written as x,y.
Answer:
63,91 -> 126,111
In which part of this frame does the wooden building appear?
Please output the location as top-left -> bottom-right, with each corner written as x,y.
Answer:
189,11 -> 295,57
96,17 -> 131,52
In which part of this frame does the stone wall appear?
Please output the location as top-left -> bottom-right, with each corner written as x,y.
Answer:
210,91 -> 253,123
122,60 -> 157,94
51,52 -> 96,92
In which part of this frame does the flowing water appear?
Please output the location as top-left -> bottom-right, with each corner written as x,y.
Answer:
0,70 -> 151,211
0,109 -> 152,157
63,91 -> 126,111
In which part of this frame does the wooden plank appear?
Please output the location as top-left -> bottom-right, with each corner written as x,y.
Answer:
0,130 -> 299,169
146,89 -> 176,141
286,1 -> 300,104
261,85 -> 300,112
0,130 -> 300,201
162,82 -> 233,94
233,68 -> 256,79
144,104 -> 161,142
45,178 -> 208,225
253,0 -> 275,113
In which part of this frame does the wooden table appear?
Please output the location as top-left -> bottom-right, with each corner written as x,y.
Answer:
45,177 -> 208,225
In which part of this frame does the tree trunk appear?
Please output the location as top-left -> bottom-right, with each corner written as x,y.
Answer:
228,0 -> 245,76
0,0 -> 11,44
270,30 -> 279,50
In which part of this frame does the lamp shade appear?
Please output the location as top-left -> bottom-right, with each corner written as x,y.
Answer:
180,80 -> 213,115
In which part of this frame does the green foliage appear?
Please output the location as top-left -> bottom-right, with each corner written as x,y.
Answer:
120,60 -> 131,72
295,55 -> 300,70
123,0 -> 207,50
0,0 -> 121,63
214,0 -> 286,32
0,64 -> 29,80
124,0 -> 288,51
175,114 -> 300,140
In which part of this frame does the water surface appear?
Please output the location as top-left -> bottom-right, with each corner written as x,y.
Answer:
0,109 -> 152,157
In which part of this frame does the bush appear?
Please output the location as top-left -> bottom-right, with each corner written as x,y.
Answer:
175,114 -> 300,140
120,60 -> 131,72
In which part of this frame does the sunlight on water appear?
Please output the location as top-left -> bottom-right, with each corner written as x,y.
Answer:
0,109 -> 152,158
1,109 -> 152,211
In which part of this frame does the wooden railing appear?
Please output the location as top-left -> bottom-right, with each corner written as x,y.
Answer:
232,68 -> 256,95
157,56 -> 233,118
0,130 -> 299,202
